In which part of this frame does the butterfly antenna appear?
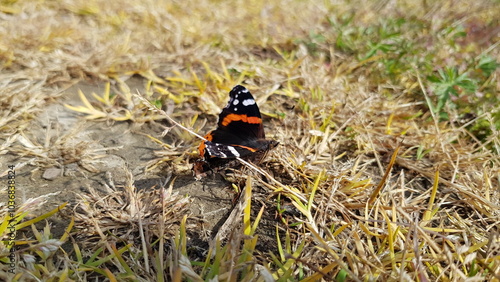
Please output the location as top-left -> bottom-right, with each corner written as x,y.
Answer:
134,92 -> 208,141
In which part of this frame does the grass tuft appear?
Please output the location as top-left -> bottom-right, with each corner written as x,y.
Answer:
1,0 -> 499,280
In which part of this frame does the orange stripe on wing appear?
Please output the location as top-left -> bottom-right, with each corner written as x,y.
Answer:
231,144 -> 259,152
221,114 -> 262,126
198,133 -> 213,155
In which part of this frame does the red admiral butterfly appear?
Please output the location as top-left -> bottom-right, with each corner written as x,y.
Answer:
193,85 -> 278,179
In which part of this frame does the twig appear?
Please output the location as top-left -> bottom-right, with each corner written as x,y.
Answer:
134,91 -> 207,141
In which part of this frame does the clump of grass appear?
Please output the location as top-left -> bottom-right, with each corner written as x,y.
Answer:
1,0 -> 499,280
0,192 -> 70,281
298,1 -> 500,144
73,170 -> 189,241
168,178 -> 278,281
71,169 -> 189,282
11,121 -> 116,174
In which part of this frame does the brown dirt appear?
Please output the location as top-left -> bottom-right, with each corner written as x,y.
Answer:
4,77 -> 240,248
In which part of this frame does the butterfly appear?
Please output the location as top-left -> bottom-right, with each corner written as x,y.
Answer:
193,85 -> 278,179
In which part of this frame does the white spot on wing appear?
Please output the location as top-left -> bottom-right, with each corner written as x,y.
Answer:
233,99 -> 239,105
206,144 -> 213,155
241,88 -> 249,93
242,99 -> 256,106
234,107 -> 237,111
227,146 -> 240,157
215,143 -> 227,158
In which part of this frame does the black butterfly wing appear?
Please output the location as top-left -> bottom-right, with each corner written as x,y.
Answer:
214,85 -> 265,140
199,85 -> 269,160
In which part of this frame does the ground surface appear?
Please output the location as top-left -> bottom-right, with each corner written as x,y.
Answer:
0,0 -> 499,281
6,78 -> 237,243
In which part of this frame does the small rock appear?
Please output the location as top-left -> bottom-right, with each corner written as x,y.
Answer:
42,167 -> 62,180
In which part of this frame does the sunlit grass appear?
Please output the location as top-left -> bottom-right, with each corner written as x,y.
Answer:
1,0 -> 499,280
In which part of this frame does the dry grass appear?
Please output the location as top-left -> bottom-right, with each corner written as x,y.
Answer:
1,0 -> 499,280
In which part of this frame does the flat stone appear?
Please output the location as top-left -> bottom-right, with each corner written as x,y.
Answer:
42,167 -> 63,180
